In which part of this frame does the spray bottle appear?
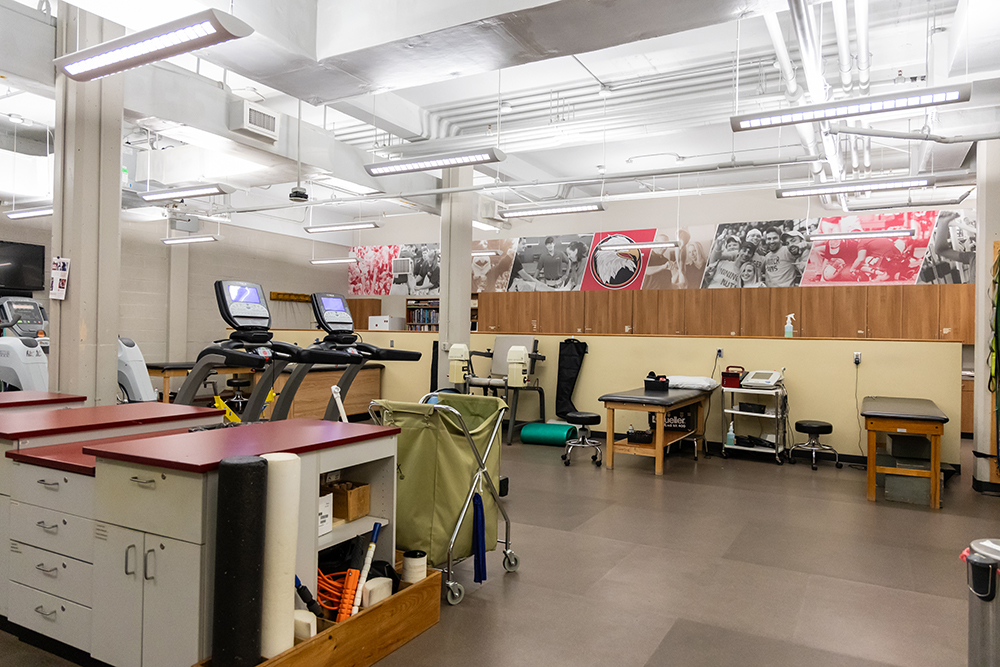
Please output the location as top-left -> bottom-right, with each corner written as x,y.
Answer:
726,422 -> 735,448
785,313 -> 795,338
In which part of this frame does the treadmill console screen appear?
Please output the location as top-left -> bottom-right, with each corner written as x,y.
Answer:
0,297 -> 46,337
215,280 -> 270,330
311,293 -> 354,333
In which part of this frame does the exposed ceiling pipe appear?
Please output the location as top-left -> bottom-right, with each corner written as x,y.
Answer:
831,0 -> 854,94
854,0 -> 873,177
223,154 -> 824,214
828,124 -> 1000,144
844,187 -> 973,211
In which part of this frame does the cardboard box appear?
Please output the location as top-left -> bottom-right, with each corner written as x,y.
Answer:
331,481 -> 370,522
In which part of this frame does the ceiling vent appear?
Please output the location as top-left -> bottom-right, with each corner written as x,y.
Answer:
229,100 -> 279,142
392,257 -> 412,276
477,195 -> 504,222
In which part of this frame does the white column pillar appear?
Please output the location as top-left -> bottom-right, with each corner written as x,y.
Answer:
436,167 -> 473,387
49,3 -> 124,405
974,140 -> 1000,485
167,245 -> 190,361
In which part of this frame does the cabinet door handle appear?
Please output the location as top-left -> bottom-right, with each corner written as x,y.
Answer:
36,520 -> 58,532
129,476 -> 156,486
35,563 -> 59,574
125,544 -> 137,575
144,549 -> 155,580
36,479 -> 60,489
34,605 -> 56,617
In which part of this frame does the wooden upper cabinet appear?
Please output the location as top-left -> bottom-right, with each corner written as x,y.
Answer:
739,288 -> 772,337
770,287 -> 801,337
684,289 -> 713,336
609,291 -> 635,334
584,290 -> 634,334
832,286 -> 868,338
939,283 -> 975,344
800,287 -> 835,338
657,290 -> 686,335
536,290 -> 585,334
866,285 -> 902,339
632,291 -> 659,334
711,289 -> 741,337
502,292 -> 539,333
900,284 -> 940,340
477,292 -> 500,333
345,298 -> 381,330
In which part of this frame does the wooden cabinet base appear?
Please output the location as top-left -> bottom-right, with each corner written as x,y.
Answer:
194,570 -> 441,667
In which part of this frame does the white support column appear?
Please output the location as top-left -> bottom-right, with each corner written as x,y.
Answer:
167,245 -> 190,362
436,167 -> 474,388
49,3 -> 124,405
974,140 -> 1000,485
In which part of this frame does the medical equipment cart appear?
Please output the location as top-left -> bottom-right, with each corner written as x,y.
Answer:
721,385 -> 787,464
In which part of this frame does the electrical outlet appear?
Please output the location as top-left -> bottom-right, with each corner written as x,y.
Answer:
389,340 -> 395,348
716,348 -> 724,358
854,352 -> 861,365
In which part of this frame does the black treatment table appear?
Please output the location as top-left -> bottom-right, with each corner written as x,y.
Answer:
861,396 -> 949,509
145,361 -> 260,403
599,387 -> 714,475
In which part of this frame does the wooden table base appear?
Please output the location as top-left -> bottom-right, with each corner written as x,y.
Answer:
865,416 -> 943,509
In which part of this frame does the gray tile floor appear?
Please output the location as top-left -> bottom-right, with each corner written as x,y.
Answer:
4,437 -> 997,666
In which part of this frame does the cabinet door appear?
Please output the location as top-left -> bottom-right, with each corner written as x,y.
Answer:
740,288 -> 772,337
142,535 -> 206,667
537,291 -> 585,334
657,290 -> 686,335
91,523 -> 144,667
901,284 -> 940,340
512,292 -> 540,333
684,290 -> 713,335
632,290 -> 659,334
832,286 -> 867,339
609,291 -> 635,334
800,287 -> 834,337
477,292 -> 499,333
866,285 -> 902,338
770,287 -> 801,337
584,291 -> 611,334
940,283 -> 975,344
711,289 -> 741,337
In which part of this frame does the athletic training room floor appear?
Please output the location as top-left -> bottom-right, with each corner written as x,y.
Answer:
4,435 -> 992,667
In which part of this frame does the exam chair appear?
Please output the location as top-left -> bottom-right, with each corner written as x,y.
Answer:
466,335 -> 545,445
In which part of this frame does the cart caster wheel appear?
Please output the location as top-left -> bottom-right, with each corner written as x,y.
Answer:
776,458 -> 783,466
788,455 -> 796,464
560,454 -> 567,460
503,552 -> 520,573
446,582 -> 465,605
594,459 -> 602,467
811,464 -> 818,471
835,462 -> 844,469
563,459 -> 571,466
591,454 -> 598,461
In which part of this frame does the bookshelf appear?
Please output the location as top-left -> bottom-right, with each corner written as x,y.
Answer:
406,297 -> 439,331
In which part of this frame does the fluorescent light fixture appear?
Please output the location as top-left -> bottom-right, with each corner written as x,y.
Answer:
808,228 -> 916,241
731,83 -> 971,132
305,221 -> 379,233
310,257 -> 359,265
53,9 -> 254,82
472,220 -> 500,232
5,206 -> 54,220
775,176 -> 935,199
499,202 -> 605,219
600,241 -> 680,251
141,183 -> 236,202
160,234 -> 219,245
365,147 -> 505,176
471,250 -> 501,257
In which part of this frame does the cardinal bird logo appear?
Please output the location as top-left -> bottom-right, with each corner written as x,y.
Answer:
591,234 -> 642,289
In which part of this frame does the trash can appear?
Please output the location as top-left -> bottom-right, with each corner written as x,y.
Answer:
964,539 -> 1000,666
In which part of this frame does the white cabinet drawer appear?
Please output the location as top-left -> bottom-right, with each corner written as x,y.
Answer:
10,501 -> 94,563
12,463 -> 95,517
10,541 -> 93,607
94,460 -> 209,544
0,495 -> 8,617
9,581 -> 91,652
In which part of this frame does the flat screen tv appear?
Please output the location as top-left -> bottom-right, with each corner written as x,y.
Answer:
0,241 -> 46,292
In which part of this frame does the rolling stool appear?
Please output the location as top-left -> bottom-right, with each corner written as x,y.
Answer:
788,420 -> 842,471
226,378 -> 251,416
562,411 -> 603,467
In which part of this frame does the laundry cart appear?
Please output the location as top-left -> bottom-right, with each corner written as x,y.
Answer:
369,392 -> 519,604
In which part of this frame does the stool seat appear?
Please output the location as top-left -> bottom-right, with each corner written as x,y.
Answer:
566,411 -> 601,426
227,379 -> 251,389
795,419 -> 832,436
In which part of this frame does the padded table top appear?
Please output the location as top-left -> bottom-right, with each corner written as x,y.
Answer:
83,419 -> 401,473
0,403 -> 224,440
860,396 -> 949,423
599,386 -> 712,406
145,362 -> 197,371
0,391 -> 86,408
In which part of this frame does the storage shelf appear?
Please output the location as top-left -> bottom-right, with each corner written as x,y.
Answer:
318,515 -> 390,551
724,409 -> 777,418
722,386 -> 783,395
724,443 -> 780,454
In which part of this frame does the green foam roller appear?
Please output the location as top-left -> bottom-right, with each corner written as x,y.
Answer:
519,422 -> 577,446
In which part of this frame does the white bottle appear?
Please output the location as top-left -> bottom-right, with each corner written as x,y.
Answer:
785,313 -> 795,338
726,422 -> 735,448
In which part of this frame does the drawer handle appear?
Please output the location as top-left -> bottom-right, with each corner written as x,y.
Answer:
125,544 -> 137,575
35,563 -> 59,574
36,479 -> 60,489
34,605 -> 56,618
36,520 -> 59,532
129,476 -> 156,486
144,549 -> 155,581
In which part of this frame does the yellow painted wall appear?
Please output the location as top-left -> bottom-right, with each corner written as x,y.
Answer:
272,330 -> 963,463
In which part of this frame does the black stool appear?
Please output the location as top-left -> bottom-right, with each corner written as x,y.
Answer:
562,412 -> 602,467
226,378 -> 251,416
788,420 -> 842,470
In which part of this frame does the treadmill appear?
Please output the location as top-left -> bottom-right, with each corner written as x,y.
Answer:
174,281 -> 363,420
268,293 -> 421,422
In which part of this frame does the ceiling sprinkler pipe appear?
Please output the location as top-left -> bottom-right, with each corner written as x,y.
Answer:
831,0 -> 854,94
855,0 -> 871,95
829,124 -> 1000,144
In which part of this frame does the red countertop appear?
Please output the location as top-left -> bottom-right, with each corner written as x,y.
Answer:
0,391 -> 87,408
0,403 -> 224,440
5,429 -> 191,476
83,419 -> 401,473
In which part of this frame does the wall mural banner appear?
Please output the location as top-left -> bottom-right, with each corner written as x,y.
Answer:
800,211 -> 935,286
345,210 -> 974,295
